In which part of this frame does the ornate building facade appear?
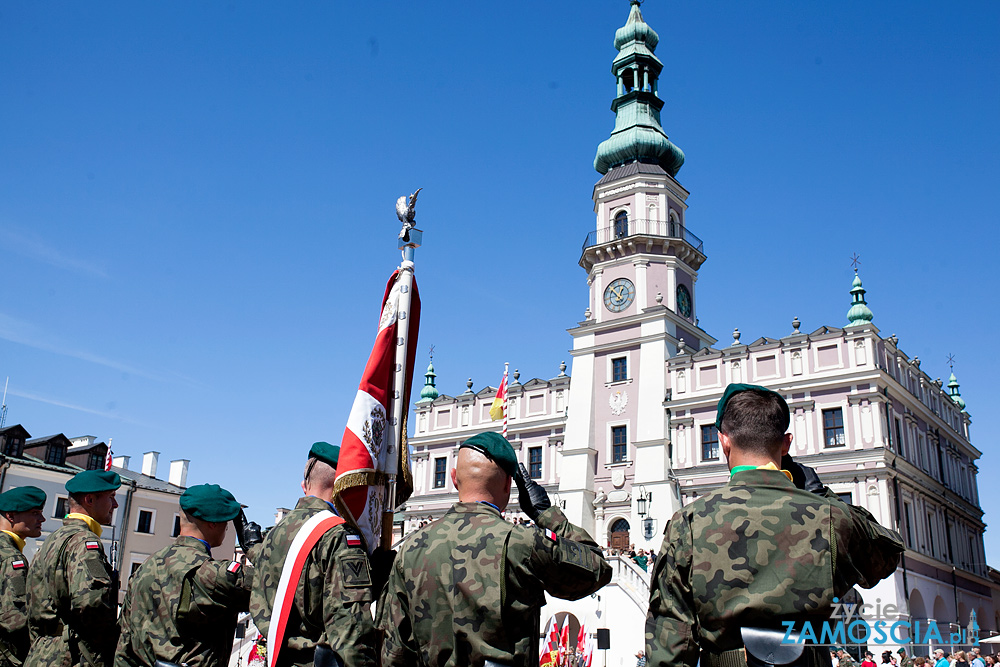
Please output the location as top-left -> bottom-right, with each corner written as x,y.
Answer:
404,0 -> 997,659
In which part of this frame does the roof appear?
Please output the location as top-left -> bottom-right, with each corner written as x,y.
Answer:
595,161 -> 667,186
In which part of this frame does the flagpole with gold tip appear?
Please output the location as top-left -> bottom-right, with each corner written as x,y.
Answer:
382,189 -> 423,548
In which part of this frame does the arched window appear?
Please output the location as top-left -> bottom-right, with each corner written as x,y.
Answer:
610,518 -> 630,533
614,210 -> 628,238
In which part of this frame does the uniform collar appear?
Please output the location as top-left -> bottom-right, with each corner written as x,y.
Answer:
452,501 -> 502,515
65,513 -> 103,537
730,462 -> 794,482
177,534 -> 212,554
1,530 -> 25,552
298,495 -> 339,515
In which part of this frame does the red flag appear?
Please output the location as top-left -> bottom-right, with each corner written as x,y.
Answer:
334,270 -> 419,553
560,617 -> 569,652
576,620 -> 586,651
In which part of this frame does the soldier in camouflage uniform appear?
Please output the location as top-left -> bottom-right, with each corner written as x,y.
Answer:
26,470 -> 122,667
898,648 -> 914,667
646,384 -> 905,667
0,487 -> 46,667
250,442 -> 376,667
378,431 -> 612,667
115,484 -> 263,667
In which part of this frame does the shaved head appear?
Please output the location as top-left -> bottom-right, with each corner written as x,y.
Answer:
303,458 -> 337,499
453,448 -> 512,510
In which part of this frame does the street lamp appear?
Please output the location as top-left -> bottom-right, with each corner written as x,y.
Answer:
636,486 -> 651,517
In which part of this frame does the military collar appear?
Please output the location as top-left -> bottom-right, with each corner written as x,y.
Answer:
730,462 -> 794,482
452,501 -> 502,516
65,513 -> 103,537
297,495 -> 340,515
729,467 -> 797,487
0,530 -> 25,552
176,535 -> 213,554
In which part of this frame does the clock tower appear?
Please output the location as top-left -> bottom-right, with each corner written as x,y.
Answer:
560,0 -> 716,545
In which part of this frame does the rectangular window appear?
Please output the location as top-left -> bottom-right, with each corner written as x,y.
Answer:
136,510 -> 154,534
903,503 -> 913,548
612,426 -> 628,463
701,425 -> 719,461
172,515 -> 181,538
837,492 -> 853,505
528,446 -> 542,479
3,437 -> 22,457
54,497 -> 69,519
612,357 -> 627,383
433,458 -> 446,489
926,513 -> 935,557
87,452 -> 103,470
45,445 -> 66,466
822,408 -> 846,448
894,418 -> 904,457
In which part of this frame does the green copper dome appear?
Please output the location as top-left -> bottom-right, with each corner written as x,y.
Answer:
417,361 -> 439,403
594,0 -> 685,177
947,372 -> 966,411
846,272 -> 874,325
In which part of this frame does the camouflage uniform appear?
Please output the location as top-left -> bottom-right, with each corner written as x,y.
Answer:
0,532 -> 29,667
115,536 -> 256,667
646,468 -> 904,667
249,496 -> 375,667
25,518 -> 119,667
378,502 -> 612,667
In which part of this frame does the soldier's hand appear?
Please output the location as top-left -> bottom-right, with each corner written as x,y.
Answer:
234,509 -> 264,551
516,463 -> 551,521
369,547 -> 396,597
781,455 -> 825,495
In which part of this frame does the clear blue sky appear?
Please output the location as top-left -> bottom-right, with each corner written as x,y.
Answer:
2,2 -> 998,558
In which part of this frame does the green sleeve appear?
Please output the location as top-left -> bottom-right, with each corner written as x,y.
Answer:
63,534 -> 119,665
645,513 -> 700,667
376,558 -> 420,667
525,508 -> 612,600
318,531 -> 377,667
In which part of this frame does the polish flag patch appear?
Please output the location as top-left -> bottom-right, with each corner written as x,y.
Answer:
346,535 -> 362,548
85,541 -> 101,550
11,560 -> 26,569
227,561 -> 241,574
544,529 -> 558,542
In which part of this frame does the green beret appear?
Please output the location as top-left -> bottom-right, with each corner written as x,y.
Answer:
0,486 -> 46,513
715,383 -> 789,430
66,470 -> 122,495
309,441 -> 340,469
460,432 -> 518,478
179,484 -> 241,522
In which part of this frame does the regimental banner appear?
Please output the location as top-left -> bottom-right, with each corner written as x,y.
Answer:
333,269 -> 419,553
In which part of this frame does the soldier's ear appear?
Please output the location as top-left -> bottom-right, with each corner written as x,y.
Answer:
781,433 -> 792,456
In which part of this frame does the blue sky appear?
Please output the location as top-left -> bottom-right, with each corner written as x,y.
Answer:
1,1 -> 998,558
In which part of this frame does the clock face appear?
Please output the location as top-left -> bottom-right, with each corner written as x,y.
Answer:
676,284 -> 692,318
604,278 -> 636,313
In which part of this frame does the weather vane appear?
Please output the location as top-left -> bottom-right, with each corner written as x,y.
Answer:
429,344 -> 435,360
850,253 -> 861,273
947,353 -> 956,371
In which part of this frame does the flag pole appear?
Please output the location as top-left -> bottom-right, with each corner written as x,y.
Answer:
502,362 -> 509,440
382,192 -> 423,549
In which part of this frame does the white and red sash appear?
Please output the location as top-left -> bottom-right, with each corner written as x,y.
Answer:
267,509 -> 345,667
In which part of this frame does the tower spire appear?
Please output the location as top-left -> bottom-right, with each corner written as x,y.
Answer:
846,266 -> 874,326
594,1 -> 684,176
417,354 -> 439,403
947,360 -> 966,411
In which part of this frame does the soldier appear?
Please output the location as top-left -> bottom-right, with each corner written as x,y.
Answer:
0,487 -> 46,667
250,442 -> 376,667
646,384 -> 905,667
378,431 -> 612,667
115,484 -> 263,667
26,470 -> 121,667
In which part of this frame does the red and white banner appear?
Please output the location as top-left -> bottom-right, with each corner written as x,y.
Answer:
333,270 -> 419,553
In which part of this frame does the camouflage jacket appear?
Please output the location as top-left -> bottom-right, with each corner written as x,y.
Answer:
25,518 -> 119,667
249,496 -> 375,667
377,502 -> 612,667
114,536 -> 256,667
646,469 -> 904,667
0,532 -> 29,667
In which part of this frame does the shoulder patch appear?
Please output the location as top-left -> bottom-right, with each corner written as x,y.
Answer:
545,529 -> 558,542
11,559 -> 26,569
227,561 -> 241,574
345,534 -> 362,548
85,540 -> 101,550
340,555 -> 371,588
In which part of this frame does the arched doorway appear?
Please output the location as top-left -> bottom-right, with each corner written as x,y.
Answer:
614,211 -> 628,238
609,518 -> 630,551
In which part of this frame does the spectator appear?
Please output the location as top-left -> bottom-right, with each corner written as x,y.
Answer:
955,652 -> 970,667
863,652 -> 876,667
632,549 -> 649,572
971,650 -> 985,667
934,650 -> 949,667
636,650 -> 647,667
